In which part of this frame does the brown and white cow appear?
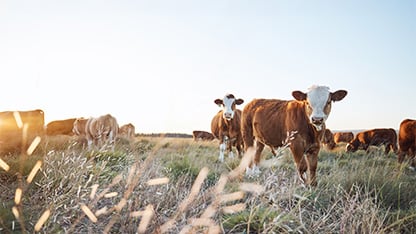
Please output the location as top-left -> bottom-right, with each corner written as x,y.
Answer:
211,94 -> 244,162
322,128 -> 336,150
192,130 -> 215,141
85,114 -> 119,149
0,109 -> 45,153
241,85 -> 347,185
346,128 -> 398,154
333,131 -> 354,144
119,123 -> 136,140
398,119 -> 416,167
46,118 -> 76,136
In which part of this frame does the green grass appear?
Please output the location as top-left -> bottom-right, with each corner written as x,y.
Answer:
0,136 -> 415,233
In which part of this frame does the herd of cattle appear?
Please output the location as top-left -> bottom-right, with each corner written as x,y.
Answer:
1,85 -> 416,186
193,85 -> 416,186
0,110 -> 136,153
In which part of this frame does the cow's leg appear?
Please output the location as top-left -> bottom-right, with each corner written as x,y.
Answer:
236,138 -> 243,158
290,144 -> 308,184
218,136 -> 228,162
226,137 -> 234,159
246,140 -> 264,176
305,146 -> 320,186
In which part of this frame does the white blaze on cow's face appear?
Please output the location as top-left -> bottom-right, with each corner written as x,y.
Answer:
306,86 -> 331,130
293,86 -> 348,131
214,94 -> 244,121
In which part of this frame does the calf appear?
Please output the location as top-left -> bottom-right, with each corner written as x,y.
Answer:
333,131 -> 354,144
346,128 -> 398,154
211,94 -> 244,162
192,130 -> 215,141
398,119 -> 416,167
241,85 -> 347,185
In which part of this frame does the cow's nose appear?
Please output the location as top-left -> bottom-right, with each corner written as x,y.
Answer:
224,112 -> 232,119
312,117 -> 324,125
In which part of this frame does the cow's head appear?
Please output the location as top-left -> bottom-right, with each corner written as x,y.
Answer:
292,85 -> 347,131
346,139 -> 359,152
214,94 -> 244,121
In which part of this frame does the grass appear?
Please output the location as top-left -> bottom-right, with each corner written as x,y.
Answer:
0,135 -> 415,233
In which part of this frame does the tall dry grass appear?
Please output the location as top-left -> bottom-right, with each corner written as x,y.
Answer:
0,135 -> 415,233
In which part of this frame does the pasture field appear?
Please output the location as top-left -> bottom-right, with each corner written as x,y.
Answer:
0,135 -> 416,233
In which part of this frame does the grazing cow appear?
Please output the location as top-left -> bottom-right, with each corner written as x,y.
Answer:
0,109 -> 45,153
192,130 -> 215,141
322,128 -> 336,150
241,85 -> 347,186
346,128 -> 398,154
85,114 -> 119,149
333,131 -> 354,144
211,94 -> 244,162
46,118 -> 76,136
119,123 -> 136,140
398,119 -> 416,167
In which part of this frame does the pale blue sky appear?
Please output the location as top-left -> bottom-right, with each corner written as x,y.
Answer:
0,1 -> 415,133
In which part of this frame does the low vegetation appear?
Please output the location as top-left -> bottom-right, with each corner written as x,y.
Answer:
0,136 -> 415,233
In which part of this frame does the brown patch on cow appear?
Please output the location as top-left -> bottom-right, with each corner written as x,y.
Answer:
346,128 -> 398,154
322,129 -> 336,150
119,123 -> 136,140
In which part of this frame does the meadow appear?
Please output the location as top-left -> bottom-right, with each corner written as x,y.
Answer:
0,135 -> 415,233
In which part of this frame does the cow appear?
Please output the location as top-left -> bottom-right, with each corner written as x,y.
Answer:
333,131 -> 354,144
0,109 -> 45,153
346,128 -> 398,154
46,118 -> 76,136
119,123 -> 136,140
85,114 -> 119,149
322,128 -> 336,150
211,94 -> 244,162
241,85 -> 347,186
192,130 -> 215,141
398,119 -> 416,167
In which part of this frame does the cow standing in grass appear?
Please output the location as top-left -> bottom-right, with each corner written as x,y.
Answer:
398,119 -> 416,168
211,94 -> 244,162
346,128 -> 398,154
241,85 -> 347,186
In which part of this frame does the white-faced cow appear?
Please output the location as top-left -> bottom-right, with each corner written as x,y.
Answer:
211,94 -> 244,162
241,85 -> 347,186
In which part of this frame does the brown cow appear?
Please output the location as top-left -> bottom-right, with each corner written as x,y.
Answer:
46,118 -> 76,136
85,114 -> 119,149
192,130 -> 215,141
398,119 -> 416,167
333,131 -> 354,144
211,94 -> 244,162
322,128 -> 336,150
346,128 -> 398,154
119,123 -> 136,140
241,85 -> 347,185
0,109 -> 45,153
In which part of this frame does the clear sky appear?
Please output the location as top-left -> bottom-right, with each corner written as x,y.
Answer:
1,1 -> 415,134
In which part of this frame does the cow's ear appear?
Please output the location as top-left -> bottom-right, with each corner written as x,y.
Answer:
235,99 -> 244,105
292,91 -> 307,101
214,99 -> 223,106
331,90 -> 348,102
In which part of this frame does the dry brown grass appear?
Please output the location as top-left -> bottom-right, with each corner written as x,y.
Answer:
0,135 -> 415,233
